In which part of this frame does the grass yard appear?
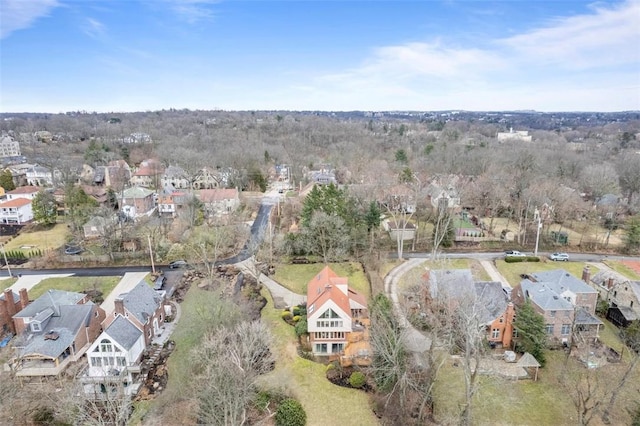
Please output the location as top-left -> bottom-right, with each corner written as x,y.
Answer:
138,286 -> 227,424
1,223 -> 69,254
495,259 -> 599,287
397,259 -> 492,292
604,260 -> 640,280
0,277 -> 19,291
259,288 -> 379,426
27,276 -> 121,300
271,262 -> 370,298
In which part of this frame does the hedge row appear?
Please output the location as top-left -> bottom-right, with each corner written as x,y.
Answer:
505,256 -> 540,263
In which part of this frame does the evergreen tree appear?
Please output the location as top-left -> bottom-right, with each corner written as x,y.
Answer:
0,169 -> 15,191
32,190 -> 57,226
514,301 -> 547,366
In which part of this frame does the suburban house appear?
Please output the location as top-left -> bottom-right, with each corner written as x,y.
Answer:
497,128 -> 533,142
130,159 -> 164,189
161,165 -> 191,190
157,193 -> 178,217
0,288 -> 29,335
425,269 -> 513,347
383,220 -> 416,241
83,281 -> 167,397
0,197 -> 33,224
192,168 -> 221,189
11,289 -> 106,376
0,184 -> 39,224
6,185 -> 40,201
26,164 -> 57,187
119,186 -> 155,219
306,266 -> 369,365
83,216 -> 113,239
197,188 -> 240,216
425,177 -> 461,211
588,268 -> 628,300
101,281 -> 167,347
512,269 -> 602,345
603,275 -> 640,328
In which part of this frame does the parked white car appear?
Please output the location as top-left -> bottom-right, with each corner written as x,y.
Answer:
549,252 -> 570,261
505,250 -> 526,257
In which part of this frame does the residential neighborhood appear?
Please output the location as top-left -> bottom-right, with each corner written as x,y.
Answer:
0,108 -> 638,426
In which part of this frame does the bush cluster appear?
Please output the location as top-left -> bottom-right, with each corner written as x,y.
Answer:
505,256 -> 540,263
275,399 -> 306,426
349,371 -> 366,388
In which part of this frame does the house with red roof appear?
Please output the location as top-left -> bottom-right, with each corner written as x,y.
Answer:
306,266 -> 369,363
0,197 -> 33,224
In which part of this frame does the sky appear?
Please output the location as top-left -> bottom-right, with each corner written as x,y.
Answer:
0,0 -> 639,113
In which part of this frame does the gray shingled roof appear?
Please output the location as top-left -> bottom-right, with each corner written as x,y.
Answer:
629,281 -> 640,301
14,290 -> 85,319
429,270 -> 508,324
591,270 -> 629,287
105,315 -> 143,350
121,187 -> 154,199
19,304 -> 95,359
120,282 -> 162,324
575,308 -> 604,326
519,279 -> 574,311
530,270 -> 597,295
0,290 -> 19,303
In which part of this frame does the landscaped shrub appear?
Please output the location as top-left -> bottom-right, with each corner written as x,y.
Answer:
292,315 -> 301,323
505,256 -> 526,263
326,362 -> 336,372
526,256 -> 540,262
275,399 -> 306,426
292,306 -> 301,316
281,311 -> 293,321
349,371 -> 366,388
294,317 -> 308,337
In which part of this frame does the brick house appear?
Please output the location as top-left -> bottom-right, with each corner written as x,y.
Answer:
512,269 -> 601,345
197,188 -> 240,217
0,288 -> 29,335
119,186 -> 155,219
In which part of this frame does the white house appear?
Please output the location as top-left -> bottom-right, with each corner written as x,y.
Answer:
0,135 -> 21,157
306,266 -> 368,358
6,185 -> 40,201
0,198 -> 33,224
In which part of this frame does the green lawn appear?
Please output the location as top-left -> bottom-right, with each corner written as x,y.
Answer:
603,260 -> 640,280
259,288 -> 379,426
0,277 -> 19,291
397,259 -> 492,292
27,276 -> 121,300
271,262 -> 370,298
2,223 -> 69,254
495,259 -> 599,287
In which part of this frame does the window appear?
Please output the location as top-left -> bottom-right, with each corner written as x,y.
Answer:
499,317 -> 504,323
332,343 -> 344,353
319,309 -> 340,319
614,291 -> 617,298
631,301 -> 634,308
491,328 -> 500,339
512,329 -> 519,338
545,324 -> 554,335
561,324 -> 571,335
100,339 -> 112,353
91,357 -> 103,367
30,322 -> 41,332
315,343 -> 328,354
550,311 -> 556,317
117,357 -> 126,367
564,310 -> 570,317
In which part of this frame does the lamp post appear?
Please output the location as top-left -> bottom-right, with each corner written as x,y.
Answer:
1,243 -> 12,278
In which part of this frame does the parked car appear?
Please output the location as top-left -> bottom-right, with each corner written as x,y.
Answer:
169,260 -> 188,269
153,275 -> 166,290
505,250 -> 526,257
549,252 -> 570,261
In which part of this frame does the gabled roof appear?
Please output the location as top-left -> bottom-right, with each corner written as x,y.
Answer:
120,282 -> 163,324
104,314 -> 143,350
121,187 -> 154,199
17,303 -> 96,359
517,352 -> 541,368
518,279 -> 574,311
14,289 -> 85,319
163,165 -> 188,179
0,198 -> 31,208
530,270 -> 597,295
591,270 -> 629,287
7,185 -> 40,195
307,266 -> 366,317
198,188 -> 239,202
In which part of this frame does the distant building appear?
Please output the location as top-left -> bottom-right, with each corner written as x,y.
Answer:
497,128 -> 532,142
0,135 -> 21,158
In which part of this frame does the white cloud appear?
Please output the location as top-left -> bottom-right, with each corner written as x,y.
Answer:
0,0 -> 60,39
82,17 -> 106,39
166,0 -> 219,24
499,0 -> 640,69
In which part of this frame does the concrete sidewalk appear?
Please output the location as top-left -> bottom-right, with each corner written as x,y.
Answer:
101,271 -> 150,314
8,273 -> 73,292
479,259 -> 512,289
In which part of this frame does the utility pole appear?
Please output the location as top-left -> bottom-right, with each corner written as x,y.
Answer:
148,235 -> 156,274
2,243 -> 12,278
534,207 -> 542,257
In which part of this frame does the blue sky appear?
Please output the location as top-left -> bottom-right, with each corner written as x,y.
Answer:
1,0 -> 639,112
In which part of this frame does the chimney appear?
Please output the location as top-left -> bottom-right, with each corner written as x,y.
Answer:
114,298 -> 125,316
607,278 -> 614,289
3,289 -> 16,317
19,288 -> 29,310
582,266 -> 591,283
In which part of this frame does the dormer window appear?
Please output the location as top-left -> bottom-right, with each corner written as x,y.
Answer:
30,322 -> 41,332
